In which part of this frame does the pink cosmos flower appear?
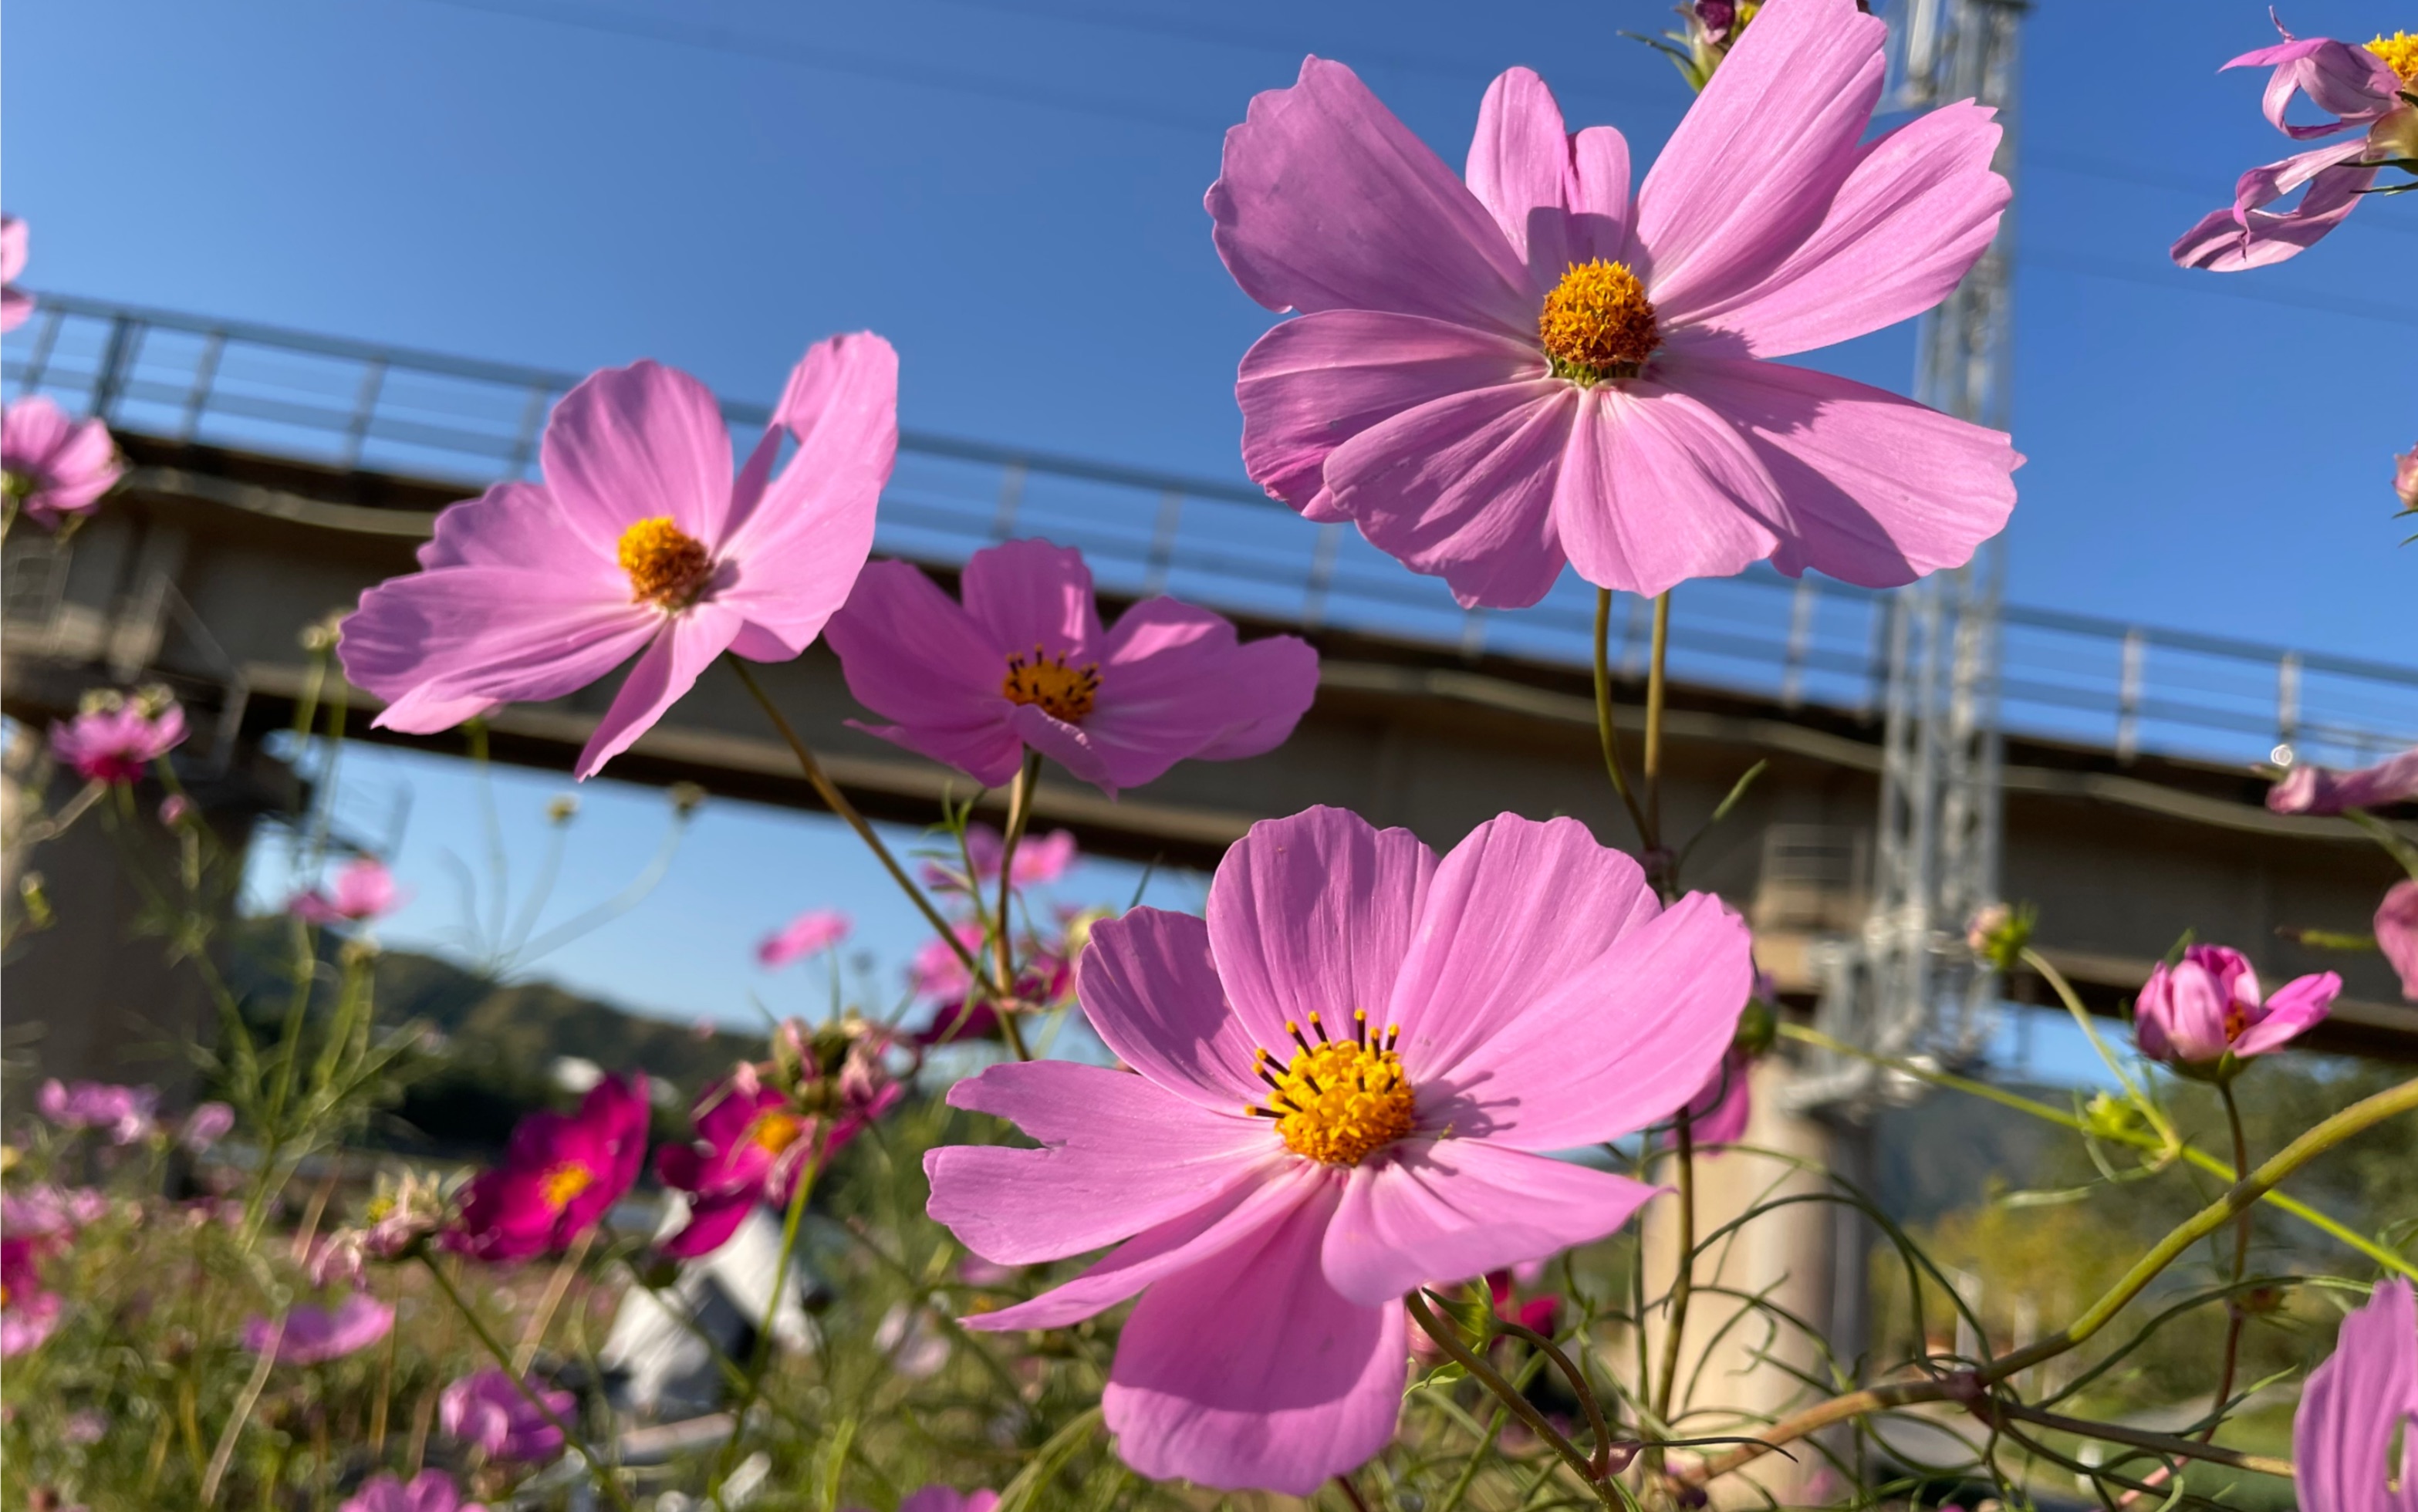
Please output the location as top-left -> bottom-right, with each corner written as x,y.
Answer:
2133,945 -> 2340,1072
1675,1046 -> 1754,1149
2269,748 -> 2418,815
47,700 -> 186,785
340,334 -> 897,779
242,1292 -> 396,1365
0,215 -> 29,330
0,1237 -> 62,1356
2173,22 -> 2418,272
2379,880 -> 2418,1004
926,806 -> 1751,1492
909,923 -> 988,1002
846,1492 -> 999,1512
923,824 -> 1080,892
292,856 -> 407,924
1,1185 -> 110,1238
446,1073 -> 650,1261
1207,0 -> 2018,608
3,396 -> 120,531
654,1071 -> 900,1257
2292,1277 -> 2417,1512
36,1078 -> 158,1143
342,1471 -> 488,1512
440,1368 -> 572,1462
179,1102 -> 236,1152
2397,446 -> 2418,511
826,538 -> 1318,798
758,908 -> 852,968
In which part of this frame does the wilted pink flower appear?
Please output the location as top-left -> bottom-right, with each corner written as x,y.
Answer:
178,1102 -> 235,1152
2174,22 -> 2418,272
654,1070 -> 900,1257
2292,1277 -> 2416,1512
2133,945 -> 2340,1072
242,1292 -> 395,1365
2398,447 -> 2418,511
2,397 -> 120,531
826,538 -> 1318,798
341,1471 -> 487,1512
341,336 -> 897,779
0,216 -> 29,332
2379,881 -> 2418,1004
0,1237 -> 62,1356
36,1078 -> 158,1144
446,1073 -> 650,1261
48,700 -> 184,785
291,856 -> 405,925
2269,748 -> 2418,815
439,1368 -> 572,1463
1208,0 -> 2017,607
927,806 -> 1751,1492
757,908 -> 851,968
924,825 -> 1080,891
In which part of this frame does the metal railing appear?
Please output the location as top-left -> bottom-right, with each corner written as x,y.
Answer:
8,292 -> 2413,771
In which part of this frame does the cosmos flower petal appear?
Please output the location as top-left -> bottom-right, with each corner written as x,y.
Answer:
826,561 -> 1027,785
1660,351 -> 2018,588
1328,381 -> 1578,610
962,537 -> 1103,660
1208,57 -> 1536,335
1683,100 -> 2008,357
2268,747 -> 2418,815
1322,1141 -> 1661,1306
1237,310 -> 1542,512
417,482 -> 616,582
2291,1277 -> 2418,1512
722,332 -> 899,561
1465,67 -> 1582,278
659,1189 -> 757,1260
1206,807 -> 1437,1056
2172,152 -> 2374,271
1185,635 -> 1322,761
576,604 -> 744,779
0,215 -> 25,287
346,568 -> 660,723
1385,814 -> 1657,1076
1553,383 -> 1782,599
1633,0 -> 1888,321
1077,600 -> 1315,789
540,360 -> 737,555
1103,1182 -> 1405,1497
2231,971 -> 2340,1057
2379,881 -> 2418,1003
1077,908 -> 1269,1112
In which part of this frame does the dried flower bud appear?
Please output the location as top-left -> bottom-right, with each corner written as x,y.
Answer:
545,793 -> 580,825
667,781 -> 708,818
17,872 -> 52,931
76,687 -> 126,716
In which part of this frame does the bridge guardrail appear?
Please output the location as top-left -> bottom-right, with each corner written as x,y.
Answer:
8,292 -> 2413,771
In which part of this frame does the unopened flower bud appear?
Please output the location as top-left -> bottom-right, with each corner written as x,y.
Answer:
76,687 -> 125,716
2396,445 -> 2417,511
130,683 -> 176,717
1966,901 -> 2034,972
2083,1091 -> 2146,1142
17,872 -> 52,931
545,793 -> 579,825
158,794 -> 194,827
667,781 -> 708,818
298,614 -> 342,654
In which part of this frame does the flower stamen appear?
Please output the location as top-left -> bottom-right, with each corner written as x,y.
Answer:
1247,1016 -> 1415,1166
2368,30 -> 2418,83
1538,258 -> 1660,386
538,1161 -> 596,1211
751,1111 -> 805,1156
1001,645 -> 1101,723
616,516 -> 714,609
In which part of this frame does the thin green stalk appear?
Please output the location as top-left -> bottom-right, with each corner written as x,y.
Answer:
1590,589 -> 1651,847
711,1126 -> 825,1494
2020,947 -> 2177,1147
1642,591 -> 1673,858
988,750 -> 1043,1063
2202,1082 -> 2253,1440
1979,1398 -> 2291,1479
420,1254 -> 637,1512
1407,1292 -> 1612,1506
1650,1109 -> 1697,1457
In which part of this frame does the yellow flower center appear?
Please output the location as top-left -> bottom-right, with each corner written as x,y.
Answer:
539,1161 -> 596,1211
751,1111 -> 806,1156
616,516 -> 714,609
1538,259 -> 1660,386
1001,646 -> 1101,723
2369,31 -> 2418,83
1248,1011 -> 1416,1167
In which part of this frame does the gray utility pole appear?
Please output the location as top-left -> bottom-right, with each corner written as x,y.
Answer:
1790,0 -> 2025,1117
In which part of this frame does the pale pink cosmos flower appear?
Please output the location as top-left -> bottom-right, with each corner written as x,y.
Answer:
37,1078 -> 159,1143
242,1292 -> 396,1365
2133,944 -> 2340,1072
926,806 -> 1751,1492
923,824 -> 1079,892
48,700 -> 186,785
909,923 -> 988,1002
1,1184 -> 110,1237
826,538 -> 1318,798
1207,0 -> 2018,607
3,396 -> 120,530
1,216 -> 29,331
440,1368 -> 571,1462
2174,22 -> 2418,272
757,908 -> 852,968
2293,1277 -> 2418,1512
2397,446 -> 2418,511
342,1471 -> 487,1512
291,856 -> 407,925
2269,747 -> 2418,815
341,335 -> 897,779
179,1102 -> 236,1152
2379,880 -> 2418,1004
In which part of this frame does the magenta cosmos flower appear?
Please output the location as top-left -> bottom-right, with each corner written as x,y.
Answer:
2269,747 -> 2418,815
758,908 -> 851,968
3,396 -> 120,531
1,216 -> 29,332
242,1291 -> 396,1365
2378,880 -> 2418,1004
2294,1277 -> 2418,1512
48,699 -> 186,785
924,824 -> 1079,891
343,1471 -> 487,1512
340,334 -> 896,779
2173,24 -> 2418,272
292,856 -> 406,924
825,538 -> 1318,798
2133,945 -> 2340,1073
1207,0 -> 2018,608
447,1073 -> 649,1261
38,1078 -> 159,1143
0,1237 -> 62,1357
926,806 -> 1751,1492
441,1368 -> 571,1462
654,1071 -> 899,1257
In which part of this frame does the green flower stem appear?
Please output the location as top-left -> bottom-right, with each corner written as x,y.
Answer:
1980,1392 -> 2292,1477
2204,1082 -> 2253,1440
1642,590 -> 1673,857
712,1123 -> 826,1496
1406,1291 -> 1613,1506
1589,588 -> 1651,849
420,1253 -> 637,1512
988,749 -> 1044,1063
1650,1108 -> 1697,1464
2021,946 -> 2175,1148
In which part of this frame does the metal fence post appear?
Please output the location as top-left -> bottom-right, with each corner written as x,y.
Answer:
1143,490 -> 1184,596
2115,628 -> 2144,762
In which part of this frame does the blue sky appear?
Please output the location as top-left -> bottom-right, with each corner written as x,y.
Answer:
5,0 -> 2409,1072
